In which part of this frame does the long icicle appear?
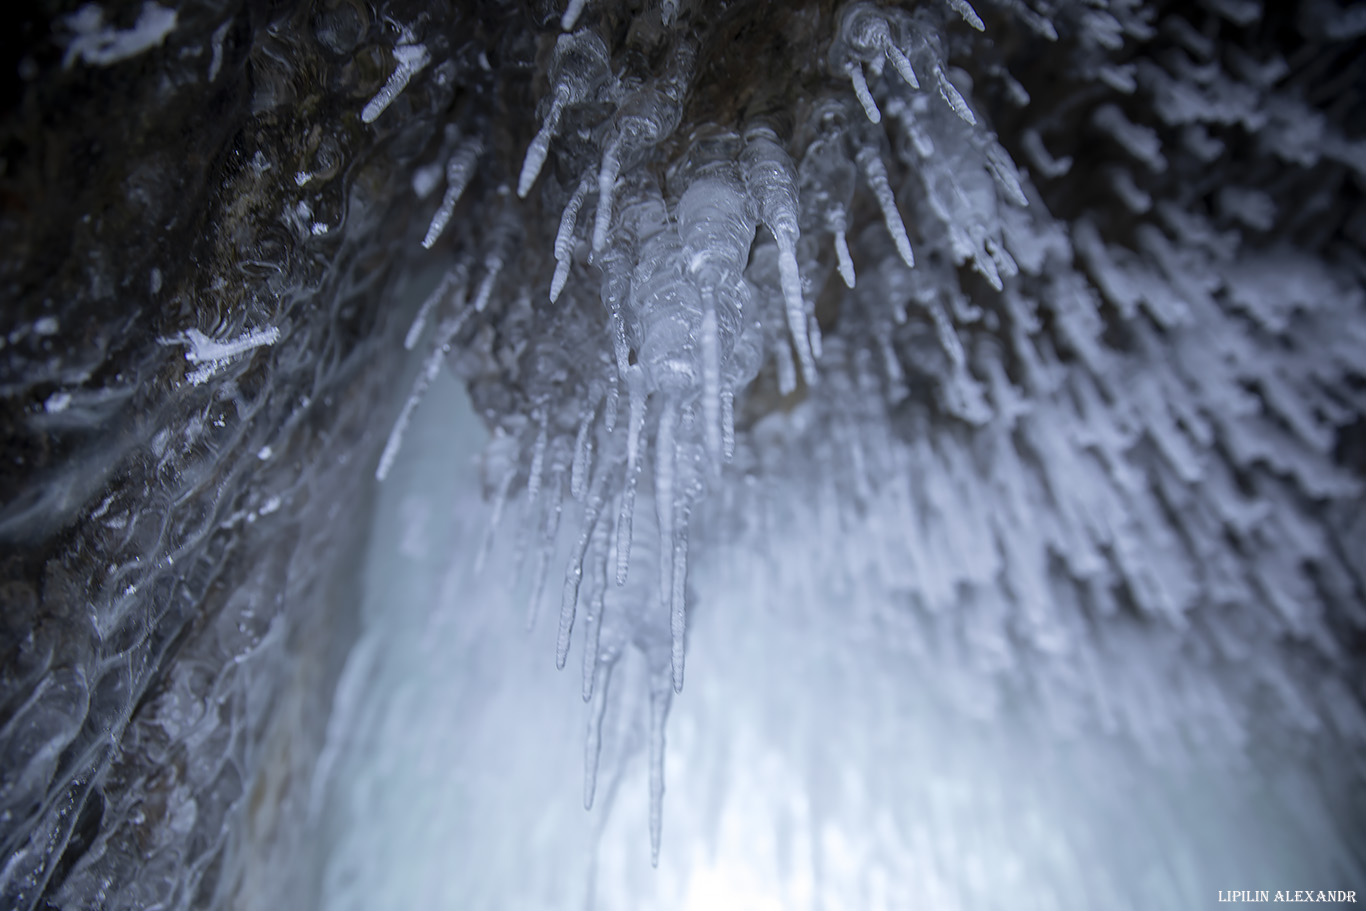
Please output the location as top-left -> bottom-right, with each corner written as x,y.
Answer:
570,403 -> 595,501
592,133 -> 625,253
654,401 -> 678,686
584,657 -> 615,810
647,669 -> 672,867
700,291 -> 723,468
834,226 -> 856,288
376,289 -> 473,481
859,146 -> 915,268
583,510 -> 612,701
616,365 -> 646,584
847,59 -> 881,123
551,173 -> 594,301
557,467 -> 608,669
526,463 -> 565,631
670,509 -> 690,693
518,87 -> 569,198
423,140 -> 481,249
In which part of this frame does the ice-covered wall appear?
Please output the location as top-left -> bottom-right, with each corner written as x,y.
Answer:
1,0 -> 1364,908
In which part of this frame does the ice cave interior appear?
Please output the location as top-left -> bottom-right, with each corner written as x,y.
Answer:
0,0 -> 1364,909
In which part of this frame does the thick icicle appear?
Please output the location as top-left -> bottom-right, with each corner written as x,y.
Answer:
847,60 -> 881,124
551,173 -> 594,302
835,229 -> 856,288
744,126 -> 817,386
858,146 -> 915,268
519,32 -> 611,198
557,467 -> 608,669
422,140 -> 482,249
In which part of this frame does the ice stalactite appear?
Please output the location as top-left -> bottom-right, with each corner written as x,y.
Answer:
338,0 -> 1366,886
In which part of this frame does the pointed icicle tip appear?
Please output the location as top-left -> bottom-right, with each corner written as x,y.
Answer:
860,148 -> 915,269
947,0 -> 985,31
518,90 -> 567,198
834,228 -> 856,288
847,60 -> 881,124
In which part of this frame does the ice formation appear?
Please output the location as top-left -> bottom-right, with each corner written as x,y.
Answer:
2,0 -> 1365,908
364,0 -> 1366,875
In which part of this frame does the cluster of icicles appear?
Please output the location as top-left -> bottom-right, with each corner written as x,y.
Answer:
369,0 -> 1057,863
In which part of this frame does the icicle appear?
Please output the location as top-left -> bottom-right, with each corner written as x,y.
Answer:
582,514 -> 611,700
473,255 -> 502,312
571,405 -> 595,501
834,228 -> 856,288
475,469 -> 513,574
700,293 -> 722,467
928,298 -> 965,367
935,63 -> 977,125
986,144 -> 1029,207
557,468 -> 607,669
584,658 -> 614,810
422,140 -> 481,249
376,301 -> 472,482
654,401 -> 679,687
777,242 -> 817,385
775,337 -> 797,396
847,60 -> 881,124
881,39 -> 919,90
858,147 -> 915,268
561,0 -> 587,30
551,173 -> 594,301
647,670 -> 671,866
362,42 -> 430,124
720,389 -> 735,460
518,89 -> 568,199
526,464 -> 566,631
405,267 -> 463,350
616,365 -> 646,584
946,0 -> 985,30
592,134 -> 625,253
669,510 -> 689,693
527,412 -> 548,504
808,313 -> 823,359
604,371 -> 619,433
